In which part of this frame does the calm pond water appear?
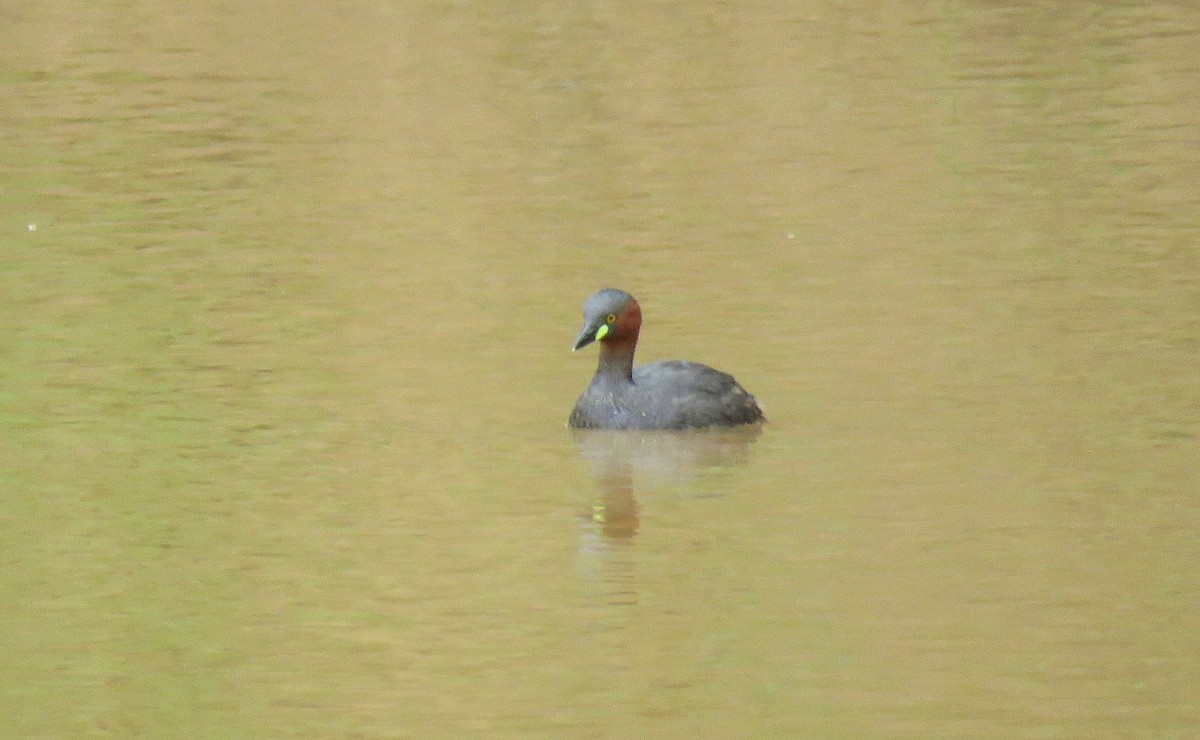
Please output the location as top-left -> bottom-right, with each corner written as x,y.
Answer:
2,2 -> 1198,737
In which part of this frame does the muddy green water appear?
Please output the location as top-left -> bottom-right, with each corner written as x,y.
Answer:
2,2 -> 1197,737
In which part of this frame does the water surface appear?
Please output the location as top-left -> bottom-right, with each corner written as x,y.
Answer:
2,2 -> 1197,736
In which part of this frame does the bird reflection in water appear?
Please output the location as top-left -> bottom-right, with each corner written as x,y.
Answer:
573,425 -> 763,541
572,426 -> 763,607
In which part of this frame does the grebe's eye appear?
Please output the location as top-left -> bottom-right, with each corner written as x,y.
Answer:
606,313 -> 617,324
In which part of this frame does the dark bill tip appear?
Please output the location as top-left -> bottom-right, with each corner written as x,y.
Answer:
572,331 -> 595,351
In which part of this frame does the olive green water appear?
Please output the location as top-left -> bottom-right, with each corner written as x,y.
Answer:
3,2 -> 1198,737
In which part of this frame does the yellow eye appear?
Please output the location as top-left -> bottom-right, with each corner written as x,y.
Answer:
606,313 -> 617,324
